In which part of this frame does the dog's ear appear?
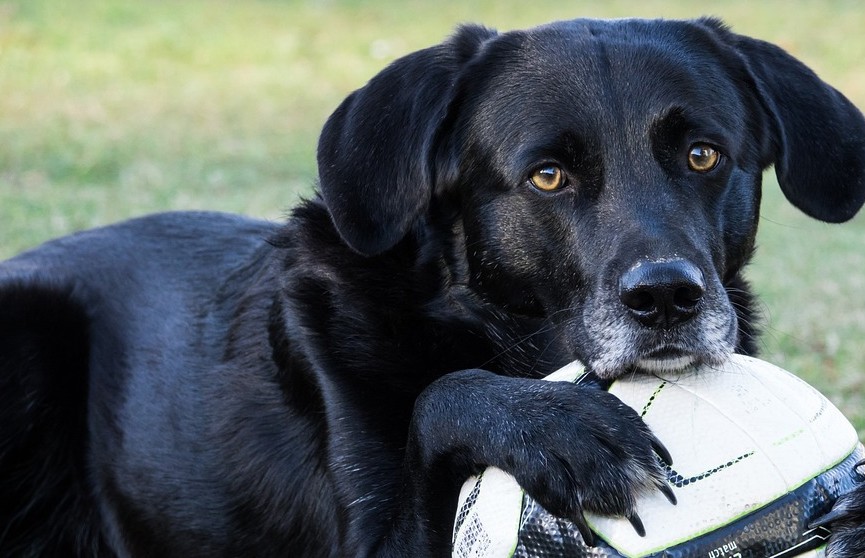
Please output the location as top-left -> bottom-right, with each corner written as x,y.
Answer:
316,25 -> 496,256
712,20 -> 865,223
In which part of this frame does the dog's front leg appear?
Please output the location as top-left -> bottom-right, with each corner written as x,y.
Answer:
381,368 -> 673,556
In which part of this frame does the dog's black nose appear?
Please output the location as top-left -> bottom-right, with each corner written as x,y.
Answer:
619,260 -> 705,329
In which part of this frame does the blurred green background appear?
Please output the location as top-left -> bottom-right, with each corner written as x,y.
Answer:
1,1 -> 863,430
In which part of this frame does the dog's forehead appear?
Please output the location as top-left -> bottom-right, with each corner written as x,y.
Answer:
464,18 -> 746,149
503,18 -> 737,97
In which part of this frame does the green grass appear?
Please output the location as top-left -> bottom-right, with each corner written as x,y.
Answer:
1,0 -> 863,430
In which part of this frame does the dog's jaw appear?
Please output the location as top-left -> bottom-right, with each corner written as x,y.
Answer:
634,354 -> 698,373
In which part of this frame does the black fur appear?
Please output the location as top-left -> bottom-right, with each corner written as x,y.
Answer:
1,18 -> 864,557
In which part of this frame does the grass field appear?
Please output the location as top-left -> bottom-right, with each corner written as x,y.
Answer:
1,1 -> 863,430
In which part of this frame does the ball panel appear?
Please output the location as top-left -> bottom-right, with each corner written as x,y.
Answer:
512,497 -> 620,557
587,355 -> 859,556
740,357 -> 858,484
453,467 -> 523,558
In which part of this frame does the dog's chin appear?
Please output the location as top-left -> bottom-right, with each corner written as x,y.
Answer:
587,346 -> 734,380
632,353 -> 699,374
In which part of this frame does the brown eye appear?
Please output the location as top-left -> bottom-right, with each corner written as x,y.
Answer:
687,144 -> 720,172
529,165 -> 566,191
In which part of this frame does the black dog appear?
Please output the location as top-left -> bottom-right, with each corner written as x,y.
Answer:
1,17 -> 864,557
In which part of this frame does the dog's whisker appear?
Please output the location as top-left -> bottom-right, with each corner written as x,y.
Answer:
477,315 -> 568,371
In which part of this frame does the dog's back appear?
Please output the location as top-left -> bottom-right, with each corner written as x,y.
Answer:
0,212 -> 276,555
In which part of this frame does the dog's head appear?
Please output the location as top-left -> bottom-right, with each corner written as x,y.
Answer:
316,18 -> 865,379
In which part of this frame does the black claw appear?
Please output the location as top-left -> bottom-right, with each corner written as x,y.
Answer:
854,459 -> 865,479
628,512 -> 646,537
657,481 -> 677,505
571,511 -> 595,547
809,505 -> 849,529
651,435 -> 673,466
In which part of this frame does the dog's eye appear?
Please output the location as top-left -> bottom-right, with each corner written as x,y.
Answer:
529,165 -> 567,192
687,144 -> 721,172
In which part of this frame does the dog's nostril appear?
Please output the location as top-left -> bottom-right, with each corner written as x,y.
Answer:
619,260 -> 705,329
674,284 -> 704,309
621,289 -> 656,313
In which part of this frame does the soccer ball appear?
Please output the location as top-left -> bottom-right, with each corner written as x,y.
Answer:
452,355 -> 863,558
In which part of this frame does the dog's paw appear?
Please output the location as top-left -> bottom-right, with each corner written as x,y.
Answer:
504,385 -> 673,542
410,371 -> 673,544
817,479 -> 865,558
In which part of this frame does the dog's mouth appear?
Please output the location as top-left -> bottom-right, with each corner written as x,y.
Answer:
631,346 -> 701,374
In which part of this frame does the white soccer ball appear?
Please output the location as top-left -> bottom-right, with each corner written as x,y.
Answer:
452,354 -> 863,558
